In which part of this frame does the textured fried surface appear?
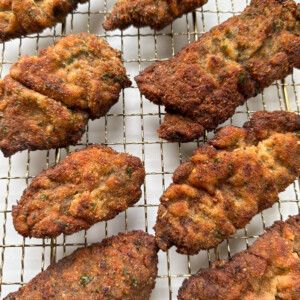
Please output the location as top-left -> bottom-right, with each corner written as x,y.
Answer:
136,0 -> 300,142
155,111 -> 300,254
178,215 -> 300,300
5,231 -> 158,300
0,0 -> 87,41
103,0 -> 208,31
12,145 -> 145,238
0,76 -> 88,157
10,33 -> 131,119
0,33 -> 130,157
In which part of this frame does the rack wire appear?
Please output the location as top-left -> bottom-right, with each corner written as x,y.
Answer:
0,0 -> 299,299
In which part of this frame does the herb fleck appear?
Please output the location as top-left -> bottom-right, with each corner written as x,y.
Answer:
40,193 -> 48,201
225,30 -> 233,39
131,277 -> 139,287
80,275 -> 92,286
214,157 -> 221,163
126,167 -> 133,177
102,72 -> 113,81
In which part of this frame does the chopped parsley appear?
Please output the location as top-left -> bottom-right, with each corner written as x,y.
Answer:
126,166 -> 133,177
80,275 -> 92,286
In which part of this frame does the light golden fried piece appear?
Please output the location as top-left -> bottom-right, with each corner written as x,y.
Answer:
5,231 -> 158,300
136,0 -> 300,142
155,111 -> 300,255
103,0 -> 208,31
0,0 -> 87,41
10,33 -> 131,119
0,76 -> 88,157
178,215 -> 300,300
12,145 -> 145,238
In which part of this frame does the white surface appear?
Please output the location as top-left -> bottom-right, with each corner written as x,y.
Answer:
0,0 -> 300,299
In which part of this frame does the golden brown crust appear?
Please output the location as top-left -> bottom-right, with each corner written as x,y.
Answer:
135,0 -> 300,142
5,231 -> 158,300
0,0 -> 87,41
0,33 -> 130,157
155,111 -> 300,255
10,33 -> 131,119
12,145 -> 145,238
178,215 -> 300,300
0,76 -> 88,157
103,0 -> 208,31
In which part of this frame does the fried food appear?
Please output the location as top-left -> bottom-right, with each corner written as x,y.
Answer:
5,231 -> 158,300
136,0 -> 300,142
0,0 -> 87,41
0,76 -> 88,157
12,145 -> 145,238
178,215 -> 300,300
10,33 -> 131,119
155,111 -> 300,255
0,33 -> 130,157
103,0 -> 208,31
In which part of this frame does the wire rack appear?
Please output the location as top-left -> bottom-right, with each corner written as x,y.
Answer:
0,0 -> 299,299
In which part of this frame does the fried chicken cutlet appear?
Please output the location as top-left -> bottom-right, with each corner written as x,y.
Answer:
178,215 -> 300,300
12,145 -> 145,238
103,0 -> 208,31
155,111 -> 300,255
136,0 -> 300,142
0,76 -> 88,157
5,231 -> 158,300
0,0 -> 87,41
0,33 -> 130,157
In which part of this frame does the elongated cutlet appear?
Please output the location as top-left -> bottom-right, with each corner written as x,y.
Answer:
0,0 -> 87,41
178,215 -> 300,300
0,33 -> 130,157
5,231 -> 158,300
103,0 -> 208,31
136,0 -> 300,142
12,145 -> 145,238
155,111 -> 300,255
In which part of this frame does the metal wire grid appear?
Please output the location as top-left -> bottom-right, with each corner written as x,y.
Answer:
0,0 -> 299,299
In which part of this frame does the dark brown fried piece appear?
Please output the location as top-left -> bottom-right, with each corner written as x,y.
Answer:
12,145 -> 145,238
103,0 -> 208,31
136,0 -> 300,142
178,215 -> 300,300
0,33 -> 130,157
5,231 -> 158,300
0,0 -> 87,42
155,111 -> 300,255
0,76 -> 88,157
10,33 -> 131,119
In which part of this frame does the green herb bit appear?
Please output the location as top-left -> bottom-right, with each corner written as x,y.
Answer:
80,275 -> 92,286
225,30 -> 233,39
213,157 -> 221,163
102,72 -> 113,81
131,277 -> 139,287
1,126 -> 8,135
40,193 -> 48,201
126,166 -> 133,177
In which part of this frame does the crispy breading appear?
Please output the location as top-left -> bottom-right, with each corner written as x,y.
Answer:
0,33 -> 130,157
5,231 -> 158,300
155,111 -> 300,255
12,145 -> 145,238
178,215 -> 300,300
103,0 -> 208,31
0,0 -> 87,41
10,33 -> 131,119
136,0 -> 300,142
0,76 -> 88,157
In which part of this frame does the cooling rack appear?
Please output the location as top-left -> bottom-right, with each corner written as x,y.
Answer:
0,0 -> 299,299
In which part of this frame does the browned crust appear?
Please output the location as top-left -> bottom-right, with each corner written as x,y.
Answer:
103,0 -> 208,31
0,33 -> 130,157
155,111 -> 300,254
178,215 -> 300,300
0,0 -> 87,42
0,76 -> 88,157
135,0 -> 300,142
10,33 -> 131,119
5,231 -> 158,300
12,145 -> 145,238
